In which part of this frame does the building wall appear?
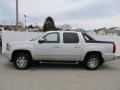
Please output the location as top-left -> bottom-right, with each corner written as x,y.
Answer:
96,30 -> 105,35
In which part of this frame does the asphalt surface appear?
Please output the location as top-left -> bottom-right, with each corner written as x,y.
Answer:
0,47 -> 120,90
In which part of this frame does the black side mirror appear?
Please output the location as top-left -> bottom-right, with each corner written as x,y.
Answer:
38,38 -> 45,44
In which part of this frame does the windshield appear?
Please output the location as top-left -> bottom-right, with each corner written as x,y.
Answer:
30,33 -> 44,41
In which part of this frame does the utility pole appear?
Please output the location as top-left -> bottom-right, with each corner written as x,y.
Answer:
16,0 -> 19,31
24,15 -> 27,31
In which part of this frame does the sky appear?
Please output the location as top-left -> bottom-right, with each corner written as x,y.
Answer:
0,0 -> 120,30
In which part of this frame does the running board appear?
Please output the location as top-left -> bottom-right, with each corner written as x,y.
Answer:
39,61 -> 79,64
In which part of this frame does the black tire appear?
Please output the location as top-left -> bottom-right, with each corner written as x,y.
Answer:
84,55 -> 100,70
13,53 -> 32,70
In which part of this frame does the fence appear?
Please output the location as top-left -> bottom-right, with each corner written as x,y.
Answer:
2,30 -> 43,54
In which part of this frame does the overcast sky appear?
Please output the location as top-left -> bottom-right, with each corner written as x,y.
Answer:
0,0 -> 120,30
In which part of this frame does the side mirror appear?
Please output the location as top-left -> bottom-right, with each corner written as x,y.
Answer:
38,38 -> 45,44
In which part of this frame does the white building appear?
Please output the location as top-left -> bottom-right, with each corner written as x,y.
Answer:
87,30 -> 97,35
95,27 -> 120,36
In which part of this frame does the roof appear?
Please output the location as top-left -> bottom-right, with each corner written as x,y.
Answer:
46,30 -> 83,33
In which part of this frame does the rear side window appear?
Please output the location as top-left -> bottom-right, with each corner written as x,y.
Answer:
63,33 -> 79,43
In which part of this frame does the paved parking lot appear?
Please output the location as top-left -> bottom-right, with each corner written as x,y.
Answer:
0,46 -> 1,54
0,47 -> 120,90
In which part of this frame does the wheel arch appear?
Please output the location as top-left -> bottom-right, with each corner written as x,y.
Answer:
84,51 -> 104,64
12,50 -> 33,61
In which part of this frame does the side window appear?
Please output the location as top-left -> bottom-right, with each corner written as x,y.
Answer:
43,32 -> 60,43
63,33 -> 79,43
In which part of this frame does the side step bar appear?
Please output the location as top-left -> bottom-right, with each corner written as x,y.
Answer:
39,61 -> 79,64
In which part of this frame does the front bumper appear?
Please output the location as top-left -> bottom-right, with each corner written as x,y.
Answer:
3,51 -> 12,61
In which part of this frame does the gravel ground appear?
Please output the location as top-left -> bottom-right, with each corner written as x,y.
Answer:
0,52 -> 120,90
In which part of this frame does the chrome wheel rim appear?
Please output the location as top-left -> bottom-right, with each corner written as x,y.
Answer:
87,58 -> 98,69
16,56 -> 28,68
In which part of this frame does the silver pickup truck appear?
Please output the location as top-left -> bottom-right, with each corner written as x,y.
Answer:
4,31 -> 116,70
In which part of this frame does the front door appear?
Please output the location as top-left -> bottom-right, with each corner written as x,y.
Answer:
36,32 -> 62,60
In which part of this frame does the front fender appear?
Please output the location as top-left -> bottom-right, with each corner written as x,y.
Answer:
11,44 -> 34,58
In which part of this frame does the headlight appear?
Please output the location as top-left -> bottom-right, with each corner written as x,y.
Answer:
6,43 -> 11,51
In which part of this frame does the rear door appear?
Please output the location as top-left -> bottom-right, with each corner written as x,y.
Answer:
62,32 -> 81,61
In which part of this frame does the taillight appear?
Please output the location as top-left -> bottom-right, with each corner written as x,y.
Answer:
113,42 -> 116,53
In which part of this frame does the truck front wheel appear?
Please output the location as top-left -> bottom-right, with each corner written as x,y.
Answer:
13,53 -> 32,70
84,55 -> 100,70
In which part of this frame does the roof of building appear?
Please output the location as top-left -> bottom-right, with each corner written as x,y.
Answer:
95,27 -> 120,33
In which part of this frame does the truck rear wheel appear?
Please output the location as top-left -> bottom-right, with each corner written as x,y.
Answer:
84,55 -> 100,70
13,53 -> 32,70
